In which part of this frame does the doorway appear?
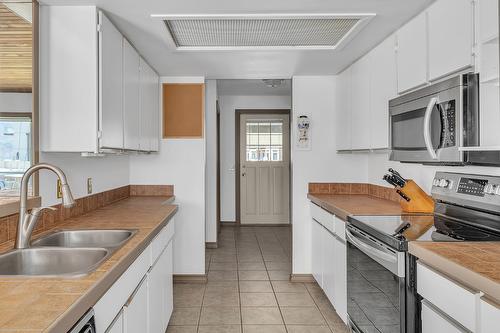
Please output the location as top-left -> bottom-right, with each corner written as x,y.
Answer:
236,110 -> 290,225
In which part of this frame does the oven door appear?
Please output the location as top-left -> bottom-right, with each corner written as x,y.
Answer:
389,86 -> 462,164
346,224 -> 406,333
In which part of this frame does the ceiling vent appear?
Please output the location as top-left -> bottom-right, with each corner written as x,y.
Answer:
153,14 -> 375,50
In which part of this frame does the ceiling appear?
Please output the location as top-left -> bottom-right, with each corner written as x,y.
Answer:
218,79 -> 291,96
0,3 -> 32,92
39,0 -> 435,79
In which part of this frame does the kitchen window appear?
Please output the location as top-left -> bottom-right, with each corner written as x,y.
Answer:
245,121 -> 283,162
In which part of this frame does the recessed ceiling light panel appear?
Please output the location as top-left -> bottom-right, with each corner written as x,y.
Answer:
153,14 -> 375,50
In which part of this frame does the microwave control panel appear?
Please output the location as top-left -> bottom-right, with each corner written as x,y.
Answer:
439,100 -> 456,148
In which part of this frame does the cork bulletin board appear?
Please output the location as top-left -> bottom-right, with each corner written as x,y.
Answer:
162,83 -> 204,138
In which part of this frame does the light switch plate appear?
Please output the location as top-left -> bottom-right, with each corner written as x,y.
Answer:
87,178 -> 92,194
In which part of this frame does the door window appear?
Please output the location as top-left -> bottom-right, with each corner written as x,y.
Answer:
246,121 -> 283,162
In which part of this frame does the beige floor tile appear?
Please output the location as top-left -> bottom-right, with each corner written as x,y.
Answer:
286,325 -> 332,333
238,262 -> 267,271
271,281 -> 307,293
266,262 -> 291,271
243,325 -> 287,333
275,293 -> 316,307
281,307 -> 326,325
174,290 -> 205,307
328,321 -> 350,333
199,306 -> 241,325
198,325 -> 242,333
202,290 -> 240,307
240,293 -> 277,307
319,306 -> 345,327
169,307 -> 201,326
208,270 -> 238,281
239,281 -> 273,293
210,262 -> 238,271
268,270 -> 291,281
166,326 -> 198,333
211,255 -> 238,263
238,270 -> 269,281
206,281 -> 239,292
241,307 -> 283,325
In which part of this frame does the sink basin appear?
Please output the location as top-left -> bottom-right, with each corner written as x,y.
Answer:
32,229 -> 136,249
0,247 -> 109,277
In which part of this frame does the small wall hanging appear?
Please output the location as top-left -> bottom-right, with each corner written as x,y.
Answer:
296,115 -> 311,150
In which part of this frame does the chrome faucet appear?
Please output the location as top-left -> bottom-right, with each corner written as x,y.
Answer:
15,163 -> 75,249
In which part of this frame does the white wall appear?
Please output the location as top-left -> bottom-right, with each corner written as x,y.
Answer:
205,80 -> 217,243
0,92 -> 32,113
129,76 -> 206,275
40,153 -> 130,206
218,94 -> 292,222
292,76 -> 367,274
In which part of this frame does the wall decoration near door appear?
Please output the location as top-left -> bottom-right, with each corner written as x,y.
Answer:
239,113 -> 290,224
296,115 -> 311,150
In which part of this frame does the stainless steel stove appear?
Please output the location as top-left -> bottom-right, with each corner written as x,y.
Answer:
345,172 -> 500,333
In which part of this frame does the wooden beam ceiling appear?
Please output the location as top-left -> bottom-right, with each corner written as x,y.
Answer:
0,3 -> 32,92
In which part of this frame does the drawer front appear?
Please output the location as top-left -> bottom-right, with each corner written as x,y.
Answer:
310,202 -> 335,234
417,262 -> 477,331
480,297 -> 500,333
421,301 -> 467,333
151,218 -> 175,265
334,217 -> 346,241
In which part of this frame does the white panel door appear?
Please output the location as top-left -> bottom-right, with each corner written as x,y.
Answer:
333,235 -> 348,324
105,311 -> 123,333
370,35 -> 397,149
350,56 -> 371,150
311,219 -> 323,288
124,276 -> 148,333
397,12 -> 428,93
421,301 -> 467,333
123,39 -> 140,150
427,0 -> 473,81
322,229 -> 336,306
335,68 -> 352,150
480,297 -> 500,333
240,114 -> 290,224
99,11 -> 123,149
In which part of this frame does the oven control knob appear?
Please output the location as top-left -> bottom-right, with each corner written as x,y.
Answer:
439,179 -> 450,188
433,178 -> 440,187
484,184 -> 495,195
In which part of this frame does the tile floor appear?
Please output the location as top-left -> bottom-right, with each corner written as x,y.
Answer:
167,226 -> 350,333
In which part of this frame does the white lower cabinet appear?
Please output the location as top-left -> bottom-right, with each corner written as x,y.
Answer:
95,219 -> 175,333
480,297 -> 500,333
310,203 -> 348,325
421,301 -> 467,333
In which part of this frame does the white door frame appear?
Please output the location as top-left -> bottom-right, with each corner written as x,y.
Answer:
235,109 -> 291,225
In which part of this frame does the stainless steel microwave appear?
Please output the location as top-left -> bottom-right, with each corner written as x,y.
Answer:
389,73 -> 479,165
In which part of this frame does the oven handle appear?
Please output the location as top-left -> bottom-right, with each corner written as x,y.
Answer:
423,97 -> 438,160
345,227 -> 397,265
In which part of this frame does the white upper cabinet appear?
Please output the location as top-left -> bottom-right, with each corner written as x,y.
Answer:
427,0 -> 474,81
123,39 -> 141,151
396,12 -> 428,93
350,56 -> 371,150
99,11 -> 124,150
40,6 -> 160,153
335,68 -> 352,151
369,35 -> 397,149
139,58 -> 160,152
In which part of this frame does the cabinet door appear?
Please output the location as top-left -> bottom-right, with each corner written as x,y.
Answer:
149,242 -> 174,333
150,70 -> 160,152
311,219 -> 323,287
350,56 -> 371,150
335,68 -> 351,150
139,58 -> 160,152
370,36 -> 397,149
480,297 -> 500,333
397,12 -> 427,93
99,11 -> 124,149
124,276 -> 148,333
333,236 -> 348,324
421,301 -> 466,333
105,311 -> 123,333
428,0 -> 473,81
322,230 -> 336,307
123,39 -> 141,151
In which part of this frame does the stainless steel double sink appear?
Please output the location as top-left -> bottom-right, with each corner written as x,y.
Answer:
0,229 -> 136,277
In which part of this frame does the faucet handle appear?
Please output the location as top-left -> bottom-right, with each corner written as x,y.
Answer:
30,206 -> 57,216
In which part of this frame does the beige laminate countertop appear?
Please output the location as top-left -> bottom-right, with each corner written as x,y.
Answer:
409,241 -> 500,304
0,196 -> 177,333
307,193 -> 404,220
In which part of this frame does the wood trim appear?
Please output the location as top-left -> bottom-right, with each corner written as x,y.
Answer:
130,185 -> 174,196
235,109 -> 291,226
173,274 -> 208,284
205,242 -> 218,249
289,274 -> 316,283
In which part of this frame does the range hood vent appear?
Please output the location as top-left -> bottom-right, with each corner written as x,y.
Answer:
153,14 -> 375,50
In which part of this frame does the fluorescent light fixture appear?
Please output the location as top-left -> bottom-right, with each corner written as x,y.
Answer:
152,13 -> 376,50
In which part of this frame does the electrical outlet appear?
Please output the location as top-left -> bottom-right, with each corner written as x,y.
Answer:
56,179 -> 62,199
87,178 -> 93,194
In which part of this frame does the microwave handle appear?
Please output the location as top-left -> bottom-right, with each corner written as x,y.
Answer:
423,97 -> 438,160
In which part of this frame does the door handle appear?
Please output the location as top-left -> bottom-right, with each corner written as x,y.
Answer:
423,97 -> 438,160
